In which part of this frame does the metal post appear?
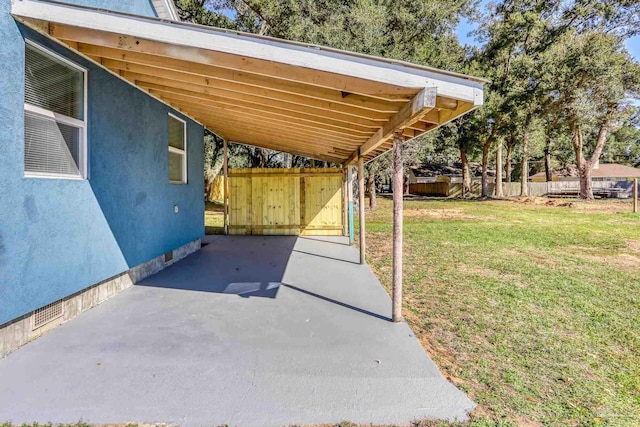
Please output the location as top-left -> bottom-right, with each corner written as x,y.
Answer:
634,178 -> 638,213
358,154 -> 366,265
223,138 -> 229,234
392,134 -> 404,323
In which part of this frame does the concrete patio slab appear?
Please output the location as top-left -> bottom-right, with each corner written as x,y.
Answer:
0,235 -> 474,426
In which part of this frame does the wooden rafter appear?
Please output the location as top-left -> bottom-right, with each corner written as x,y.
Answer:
50,25 -> 419,101
12,1 -> 485,164
76,46 -> 404,115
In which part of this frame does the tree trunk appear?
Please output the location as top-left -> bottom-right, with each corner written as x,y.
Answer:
205,174 -> 215,200
495,141 -> 504,197
481,138 -> 492,197
368,172 -> 377,209
578,164 -> 593,199
544,145 -> 553,182
572,119 -> 610,200
460,148 -> 471,198
505,141 -> 514,183
520,132 -> 529,197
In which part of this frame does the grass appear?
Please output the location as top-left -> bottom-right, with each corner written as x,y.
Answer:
363,196 -> 640,426
205,200 -> 225,235
9,198 -> 637,427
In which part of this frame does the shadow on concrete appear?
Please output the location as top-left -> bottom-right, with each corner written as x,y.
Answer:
282,283 -> 390,322
135,236 -> 298,298
298,236 -> 352,246
292,249 -> 360,265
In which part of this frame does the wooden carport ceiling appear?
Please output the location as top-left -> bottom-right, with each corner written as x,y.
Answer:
12,0 -> 486,163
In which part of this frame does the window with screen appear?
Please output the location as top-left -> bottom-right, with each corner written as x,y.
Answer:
24,42 -> 86,178
168,114 -> 187,184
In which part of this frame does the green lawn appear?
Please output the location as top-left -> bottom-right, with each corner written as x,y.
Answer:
205,200 -> 224,235
364,197 -> 640,426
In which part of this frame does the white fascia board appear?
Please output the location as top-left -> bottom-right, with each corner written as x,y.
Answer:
12,0 -> 485,105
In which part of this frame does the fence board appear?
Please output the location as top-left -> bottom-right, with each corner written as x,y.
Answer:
228,168 -> 343,235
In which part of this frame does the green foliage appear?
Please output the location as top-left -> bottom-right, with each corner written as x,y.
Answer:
180,0 -> 640,191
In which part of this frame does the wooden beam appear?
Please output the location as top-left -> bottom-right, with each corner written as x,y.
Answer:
359,87 -> 437,157
147,88 -> 378,134
14,0 -> 485,107
74,44 -> 400,117
204,118 -> 361,147
392,133 -> 404,323
177,105 -> 365,145
202,118 -> 358,159
227,137 -> 345,164
358,153 -> 366,264
435,97 -> 459,110
224,136 -> 350,162
136,80 -> 385,128
150,92 -> 376,138
51,25 -> 418,101
422,109 -> 440,124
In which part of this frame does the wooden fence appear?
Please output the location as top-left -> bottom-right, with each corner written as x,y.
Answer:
228,168 -> 343,236
409,180 -> 632,198
408,182 -> 449,197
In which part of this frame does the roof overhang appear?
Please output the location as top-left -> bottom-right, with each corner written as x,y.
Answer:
12,0 -> 486,164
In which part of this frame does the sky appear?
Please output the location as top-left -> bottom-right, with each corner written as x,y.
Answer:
454,6 -> 640,61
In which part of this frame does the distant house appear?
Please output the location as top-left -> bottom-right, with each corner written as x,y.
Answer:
409,163 -> 495,184
530,162 -> 640,182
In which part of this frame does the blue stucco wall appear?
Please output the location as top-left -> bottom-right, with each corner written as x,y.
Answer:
0,6 -> 204,326
51,0 -> 158,17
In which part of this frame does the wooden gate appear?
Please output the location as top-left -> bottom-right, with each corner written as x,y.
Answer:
228,168 -> 344,236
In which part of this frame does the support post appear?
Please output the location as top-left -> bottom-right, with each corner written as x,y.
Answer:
223,138 -> 229,235
358,153 -> 366,265
342,166 -> 349,236
392,133 -> 404,323
348,165 -> 355,244
634,178 -> 638,213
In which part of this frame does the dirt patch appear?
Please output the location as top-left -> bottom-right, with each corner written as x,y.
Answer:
626,239 -> 640,253
504,249 -> 562,267
566,244 -> 640,270
515,197 -> 574,208
403,208 -> 487,220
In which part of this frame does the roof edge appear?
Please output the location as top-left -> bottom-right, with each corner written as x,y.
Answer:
18,0 -> 488,85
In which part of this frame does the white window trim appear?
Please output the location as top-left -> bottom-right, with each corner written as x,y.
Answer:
168,112 -> 187,184
23,40 -> 88,180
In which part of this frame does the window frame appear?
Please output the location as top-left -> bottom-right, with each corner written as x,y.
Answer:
168,112 -> 187,184
23,40 -> 88,180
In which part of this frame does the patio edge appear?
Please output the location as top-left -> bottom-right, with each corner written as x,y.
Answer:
0,238 -> 201,358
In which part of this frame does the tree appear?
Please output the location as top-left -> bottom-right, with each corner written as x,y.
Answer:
179,0 -> 474,187
541,31 -> 640,198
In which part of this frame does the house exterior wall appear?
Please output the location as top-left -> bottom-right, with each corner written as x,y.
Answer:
0,7 -> 204,326
48,0 -> 159,17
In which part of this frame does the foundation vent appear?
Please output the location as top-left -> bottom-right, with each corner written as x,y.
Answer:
164,250 -> 174,264
32,299 -> 64,330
